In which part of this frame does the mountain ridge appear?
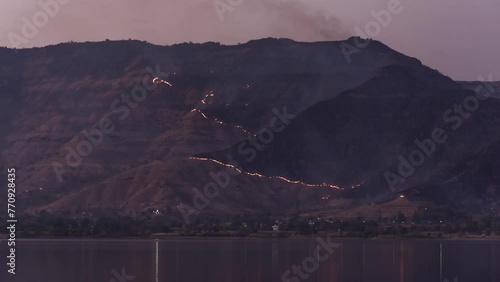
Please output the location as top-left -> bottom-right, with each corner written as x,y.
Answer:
0,37 -> 498,219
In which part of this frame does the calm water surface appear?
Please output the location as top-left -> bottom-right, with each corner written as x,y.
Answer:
1,238 -> 499,282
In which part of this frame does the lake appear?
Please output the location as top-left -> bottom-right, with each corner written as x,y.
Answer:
1,238 -> 499,282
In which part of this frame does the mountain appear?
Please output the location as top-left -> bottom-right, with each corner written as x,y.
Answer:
0,38 -> 498,221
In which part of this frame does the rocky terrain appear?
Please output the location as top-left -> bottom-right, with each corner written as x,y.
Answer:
0,38 -> 498,220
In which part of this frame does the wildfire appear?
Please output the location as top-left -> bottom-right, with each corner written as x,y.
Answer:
188,157 -> 342,190
350,181 -> 365,189
189,91 -> 253,136
197,110 -> 208,120
182,86 -> 347,191
152,77 -> 173,86
234,125 -> 252,135
200,91 -> 215,106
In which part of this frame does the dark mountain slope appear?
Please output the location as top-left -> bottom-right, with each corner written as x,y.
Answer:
0,38 -> 497,218
205,63 -> 500,210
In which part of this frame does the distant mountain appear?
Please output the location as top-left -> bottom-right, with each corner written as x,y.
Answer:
0,38 -> 498,220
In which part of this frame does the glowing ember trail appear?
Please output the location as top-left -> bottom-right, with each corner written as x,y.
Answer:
188,157 -> 343,190
350,181 -> 365,189
196,109 -> 209,120
182,83 -> 341,191
190,91 -> 253,136
153,77 -> 173,86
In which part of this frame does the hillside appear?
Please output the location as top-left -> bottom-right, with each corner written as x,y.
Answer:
0,38 -> 498,221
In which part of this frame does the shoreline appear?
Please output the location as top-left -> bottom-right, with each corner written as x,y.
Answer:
1,234 -> 500,241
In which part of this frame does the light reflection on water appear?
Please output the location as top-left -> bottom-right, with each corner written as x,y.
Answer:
0,239 -> 498,282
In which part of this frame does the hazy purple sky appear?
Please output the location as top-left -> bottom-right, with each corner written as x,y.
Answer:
1,0 -> 498,81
